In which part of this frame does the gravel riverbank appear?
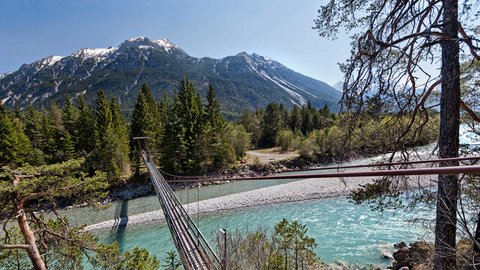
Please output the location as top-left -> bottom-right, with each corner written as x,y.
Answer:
84,171 -> 432,231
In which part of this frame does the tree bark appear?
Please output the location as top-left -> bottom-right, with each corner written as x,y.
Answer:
15,200 -> 47,270
474,212 -> 480,266
434,0 -> 461,268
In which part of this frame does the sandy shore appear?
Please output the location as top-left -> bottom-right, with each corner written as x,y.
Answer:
84,171 -> 432,231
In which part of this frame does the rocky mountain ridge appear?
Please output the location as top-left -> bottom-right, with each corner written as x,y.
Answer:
0,37 -> 341,117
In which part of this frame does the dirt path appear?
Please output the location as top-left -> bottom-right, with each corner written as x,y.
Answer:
245,147 -> 299,164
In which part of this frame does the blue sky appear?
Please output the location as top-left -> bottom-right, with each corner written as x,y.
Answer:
0,0 -> 352,85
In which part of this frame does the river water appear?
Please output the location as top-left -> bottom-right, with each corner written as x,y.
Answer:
98,196 -> 432,267
64,144 -> 449,268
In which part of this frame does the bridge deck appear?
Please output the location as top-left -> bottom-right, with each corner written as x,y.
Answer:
141,152 -> 220,270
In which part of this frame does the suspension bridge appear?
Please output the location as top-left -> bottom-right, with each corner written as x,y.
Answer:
134,137 -> 480,270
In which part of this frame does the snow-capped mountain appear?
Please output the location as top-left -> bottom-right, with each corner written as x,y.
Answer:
0,37 -> 341,115
332,81 -> 344,92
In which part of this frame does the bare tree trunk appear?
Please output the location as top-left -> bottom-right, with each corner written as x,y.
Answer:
434,0 -> 461,268
15,200 -> 46,270
474,212 -> 480,266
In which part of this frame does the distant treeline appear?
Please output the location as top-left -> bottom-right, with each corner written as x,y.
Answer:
239,101 -> 439,159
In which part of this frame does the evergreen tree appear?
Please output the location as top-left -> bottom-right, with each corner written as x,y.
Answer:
202,85 -> 234,170
46,103 -> 65,162
62,95 -> 79,148
24,106 -> 44,150
157,94 -> 168,149
23,107 -> 46,165
0,105 -> 31,166
62,131 -> 76,160
301,102 -> 315,135
205,84 -> 224,131
290,105 -> 303,132
94,90 -> 113,139
161,94 -> 186,173
131,91 -> 150,138
92,90 -> 121,180
176,77 -> 204,173
261,103 -> 287,147
110,96 -> 131,176
75,96 -> 96,154
240,110 -> 263,147
130,84 -> 159,151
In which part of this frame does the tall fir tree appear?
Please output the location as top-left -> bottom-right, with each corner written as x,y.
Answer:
46,103 -> 65,162
261,103 -> 287,147
204,84 -> 224,131
23,106 -> 46,165
110,96 -> 131,176
0,105 -> 31,166
176,77 -> 204,173
202,85 -> 234,169
92,90 -> 120,180
130,84 -> 160,151
62,95 -> 79,148
75,96 -> 96,154
161,94 -> 186,173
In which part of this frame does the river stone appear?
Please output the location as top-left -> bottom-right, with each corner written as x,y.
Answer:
394,241 -> 408,249
393,247 -> 409,263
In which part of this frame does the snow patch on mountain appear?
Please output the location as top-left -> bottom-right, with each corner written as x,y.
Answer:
153,39 -> 177,52
73,47 -> 117,61
39,56 -> 64,68
276,77 -> 317,98
1,96 -> 10,105
332,81 -> 344,92
256,70 -> 307,106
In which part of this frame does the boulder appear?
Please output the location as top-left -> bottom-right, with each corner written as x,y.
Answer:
392,247 -> 409,262
390,241 -> 433,270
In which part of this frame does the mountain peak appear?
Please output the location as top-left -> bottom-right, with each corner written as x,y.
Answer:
120,37 -> 179,53
0,37 -> 341,112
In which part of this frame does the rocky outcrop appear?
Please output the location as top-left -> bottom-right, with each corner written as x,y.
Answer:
389,241 -> 433,270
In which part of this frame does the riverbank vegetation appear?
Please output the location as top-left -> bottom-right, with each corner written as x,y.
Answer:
211,219 -> 320,270
239,102 -> 438,162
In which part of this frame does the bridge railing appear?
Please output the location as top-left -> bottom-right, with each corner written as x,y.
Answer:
151,158 -> 222,269
140,151 -> 222,270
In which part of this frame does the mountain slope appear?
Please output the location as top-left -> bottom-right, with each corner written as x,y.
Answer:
0,37 -> 341,116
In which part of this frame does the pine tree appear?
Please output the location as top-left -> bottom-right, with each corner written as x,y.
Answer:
24,106 -> 44,149
110,96 -> 130,176
131,91 -> 150,138
94,90 -> 113,139
75,96 -> 96,154
0,105 -> 31,166
62,95 -> 79,148
63,130 -> 75,160
261,103 -> 287,147
23,106 -> 46,165
203,85 -> 233,169
130,84 -> 162,158
176,77 -> 204,173
161,94 -> 186,173
92,90 -> 118,179
46,103 -> 65,162
290,105 -> 303,132
205,84 -> 224,131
